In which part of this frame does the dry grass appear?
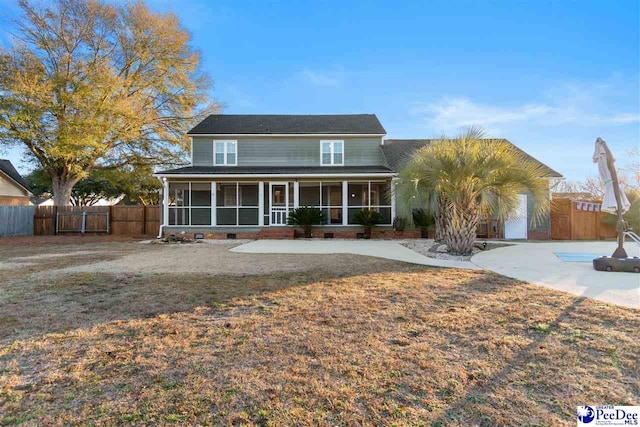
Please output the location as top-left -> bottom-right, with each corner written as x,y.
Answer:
0,240 -> 638,426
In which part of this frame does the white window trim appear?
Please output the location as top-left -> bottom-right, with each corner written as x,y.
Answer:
320,140 -> 344,166
213,140 -> 238,166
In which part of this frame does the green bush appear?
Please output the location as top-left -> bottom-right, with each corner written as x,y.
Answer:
412,208 -> 434,228
412,208 -> 434,238
352,209 -> 385,238
287,207 -> 326,238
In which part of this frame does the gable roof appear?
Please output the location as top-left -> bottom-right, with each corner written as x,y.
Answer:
188,114 -> 386,135
0,159 -> 31,193
381,139 -> 562,178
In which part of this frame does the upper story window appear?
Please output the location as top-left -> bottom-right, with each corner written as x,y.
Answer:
214,140 -> 237,166
320,140 -> 344,166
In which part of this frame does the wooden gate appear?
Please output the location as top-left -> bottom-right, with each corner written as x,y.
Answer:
34,205 -> 160,236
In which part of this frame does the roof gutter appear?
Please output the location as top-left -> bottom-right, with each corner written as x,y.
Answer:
153,172 -> 397,179
186,133 -> 387,138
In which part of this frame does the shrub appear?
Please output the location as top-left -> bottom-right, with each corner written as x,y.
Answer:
393,217 -> 407,231
412,208 -> 434,238
287,207 -> 326,238
352,209 -> 385,238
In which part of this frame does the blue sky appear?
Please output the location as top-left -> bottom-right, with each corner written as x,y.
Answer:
1,0 -> 638,181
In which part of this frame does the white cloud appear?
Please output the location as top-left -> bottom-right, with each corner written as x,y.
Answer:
299,67 -> 344,88
412,82 -> 640,134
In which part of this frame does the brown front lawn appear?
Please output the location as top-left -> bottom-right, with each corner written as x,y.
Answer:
0,240 -> 638,426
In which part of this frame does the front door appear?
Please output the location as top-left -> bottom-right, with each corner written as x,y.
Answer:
269,182 -> 289,226
504,194 -> 528,239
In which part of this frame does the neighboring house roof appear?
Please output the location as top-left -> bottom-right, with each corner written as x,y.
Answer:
0,159 -> 31,193
188,114 -> 387,135
381,139 -> 562,178
155,165 -> 394,176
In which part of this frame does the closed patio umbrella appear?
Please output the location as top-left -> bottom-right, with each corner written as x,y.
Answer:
593,137 -> 630,258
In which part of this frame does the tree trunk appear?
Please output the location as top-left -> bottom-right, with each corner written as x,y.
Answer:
442,205 -> 479,254
51,176 -> 80,206
304,225 -> 312,238
434,195 -> 447,242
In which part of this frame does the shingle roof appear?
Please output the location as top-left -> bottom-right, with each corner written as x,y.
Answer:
381,139 -> 562,177
0,159 -> 30,192
156,165 -> 394,176
188,114 -> 386,135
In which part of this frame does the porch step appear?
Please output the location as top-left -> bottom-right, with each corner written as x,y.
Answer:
256,228 -> 296,240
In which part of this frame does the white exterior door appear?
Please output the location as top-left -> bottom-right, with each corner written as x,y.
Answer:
504,194 -> 528,239
269,182 -> 289,226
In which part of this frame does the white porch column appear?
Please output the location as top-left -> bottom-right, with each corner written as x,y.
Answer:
258,181 -> 265,226
391,177 -> 398,223
342,180 -> 348,225
211,181 -> 217,226
293,181 -> 299,209
162,178 -> 169,226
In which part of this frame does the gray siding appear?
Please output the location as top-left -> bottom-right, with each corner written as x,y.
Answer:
191,136 -> 384,167
192,139 -> 213,166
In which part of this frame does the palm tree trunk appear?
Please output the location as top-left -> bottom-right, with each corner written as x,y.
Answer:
443,205 -> 479,254
435,195 -> 447,242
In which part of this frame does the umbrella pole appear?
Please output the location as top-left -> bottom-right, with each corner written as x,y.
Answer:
599,139 -> 627,258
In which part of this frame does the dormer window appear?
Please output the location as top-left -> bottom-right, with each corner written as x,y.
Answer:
214,140 -> 237,166
321,140 -> 344,166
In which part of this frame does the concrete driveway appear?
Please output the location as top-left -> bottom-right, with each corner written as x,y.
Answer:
230,239 -> 480,270
231,239 -> 639,309
472,241 -> 640,309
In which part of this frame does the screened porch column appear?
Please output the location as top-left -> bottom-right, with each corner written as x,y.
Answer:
342,181 -> 348,225
293,181 -> 300,208
162,178 -> 169,226
211,181 -> 217,226
258,181 -> 265,226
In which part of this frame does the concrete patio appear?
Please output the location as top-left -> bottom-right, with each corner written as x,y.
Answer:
471,241 -> 640,309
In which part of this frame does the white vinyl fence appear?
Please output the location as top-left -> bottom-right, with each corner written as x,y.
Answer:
0,206 -> 35,237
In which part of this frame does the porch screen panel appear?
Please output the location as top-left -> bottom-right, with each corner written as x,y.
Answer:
190,183 -> 212,225
370,181 -> 392,224
299,182 -> 320,207
216,183 -> 237,225
239,183 -> 259,225
321,182 -> 342,225
168,183 -> 189,225
263,183 -> 270,225
347,180 -> 393,225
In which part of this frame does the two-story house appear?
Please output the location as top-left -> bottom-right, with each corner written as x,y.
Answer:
154,114 -> 561,239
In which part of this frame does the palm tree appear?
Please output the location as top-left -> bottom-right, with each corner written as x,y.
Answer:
352,208 -> 385,239
287,207 -> 326,238
396,127 -> 549,254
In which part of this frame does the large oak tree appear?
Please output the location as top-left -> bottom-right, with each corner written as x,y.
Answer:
0,0 -> 217,205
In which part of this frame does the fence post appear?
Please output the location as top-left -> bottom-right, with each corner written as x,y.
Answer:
141,205 -> 146,235
107,208 -> 110,234
81,211 -> 86,233
55,209 -> 59,235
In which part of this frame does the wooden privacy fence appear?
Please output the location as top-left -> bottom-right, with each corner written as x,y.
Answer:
0,205 -> 35,236
550,198 -> 617,240
34,205 -> 160,236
